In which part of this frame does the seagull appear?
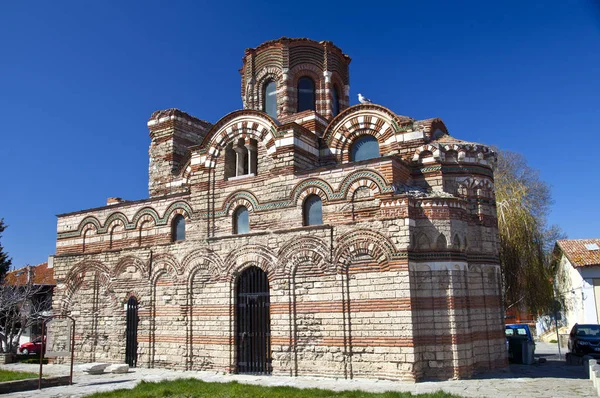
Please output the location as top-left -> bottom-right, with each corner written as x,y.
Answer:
358,93 -> 373,104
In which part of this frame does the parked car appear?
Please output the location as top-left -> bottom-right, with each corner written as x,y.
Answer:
568,324 -> 600,358
18,337 -> 45,355
505,323 -> 536,364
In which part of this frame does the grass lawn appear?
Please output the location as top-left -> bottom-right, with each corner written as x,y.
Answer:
0,369 -> 39,382
85,378 -> 461,398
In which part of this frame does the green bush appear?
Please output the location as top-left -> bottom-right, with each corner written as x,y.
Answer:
549,339 -> 558,343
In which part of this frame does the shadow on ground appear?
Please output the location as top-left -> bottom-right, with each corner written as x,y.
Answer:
470,358 -> 588,381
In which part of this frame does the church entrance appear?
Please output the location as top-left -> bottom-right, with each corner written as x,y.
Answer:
125,296 -> 138,367
236,266 -> 271,374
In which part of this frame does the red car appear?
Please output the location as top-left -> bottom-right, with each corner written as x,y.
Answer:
18,337 -> 45,355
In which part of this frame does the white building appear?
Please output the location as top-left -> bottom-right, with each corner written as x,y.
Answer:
555,239 -> 600,331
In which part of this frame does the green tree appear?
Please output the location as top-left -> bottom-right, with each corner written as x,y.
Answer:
0,219 -> 11,280
495,150 -> 563,315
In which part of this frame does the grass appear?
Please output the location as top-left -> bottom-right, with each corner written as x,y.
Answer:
85,378 -> 461,398
0,369 -> 39,382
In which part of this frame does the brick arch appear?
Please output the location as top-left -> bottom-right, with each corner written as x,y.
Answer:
113,255 -> 148,279
150,252 -> 182,284
337,169 -> 393,200
131,207 -> 160,230
222,190 -> 260,216
412,144 -> 442,163
75,216 -> 101,237
182,249 -> 223,284
201,111 -> 279,168
103,212 -> 130,233
61,260 -> 113,312
289,64 -> 324,114
323,104 -> 410,163
163,201 -> 193,224
254,66 -> 284,113
290,178 -> 334,205
223,244 -> 278,282
334,229 -> 397,272
278,236 -> 333,277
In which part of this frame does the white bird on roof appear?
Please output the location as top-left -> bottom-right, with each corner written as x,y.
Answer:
358,93 -> 372,104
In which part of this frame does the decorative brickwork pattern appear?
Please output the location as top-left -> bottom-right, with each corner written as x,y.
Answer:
50,37 -> 506,381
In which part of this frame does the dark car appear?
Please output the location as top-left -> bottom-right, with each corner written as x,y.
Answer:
568,324 -> 600,357
18,337 -> 45,355
506,324 -> 536,364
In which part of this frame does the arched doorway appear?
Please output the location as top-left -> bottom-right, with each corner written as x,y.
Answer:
125,296 -> 138,367
236,266 -> 271,374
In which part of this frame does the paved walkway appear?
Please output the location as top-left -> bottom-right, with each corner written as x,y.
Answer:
1,343 -> 596,397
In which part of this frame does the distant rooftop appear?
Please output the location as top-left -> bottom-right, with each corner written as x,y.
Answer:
5,262 -> 55,286
557,239 -> 600,268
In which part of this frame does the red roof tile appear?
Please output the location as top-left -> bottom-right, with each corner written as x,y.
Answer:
557,239 -> 600,268
4,262 -> 56,286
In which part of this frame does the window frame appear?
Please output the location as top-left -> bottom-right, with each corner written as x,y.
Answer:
297,76 -> 316,112
233,206 -> 250,235
303,194 -> 323,226
350,135 -> 380,162
263,80 -> 277,119
171,214 -> 186,242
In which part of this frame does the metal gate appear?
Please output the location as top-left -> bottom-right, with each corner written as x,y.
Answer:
236,266 -> 271,374
125,296 -> 138,367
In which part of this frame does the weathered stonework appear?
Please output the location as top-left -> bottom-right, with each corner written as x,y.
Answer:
50,37 -> 506,381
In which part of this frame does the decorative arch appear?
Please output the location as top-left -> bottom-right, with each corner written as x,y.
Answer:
222,191 -> 260,216
200,111 -> 279,168
323,104 -> 411,162
163,201 -> 193,225
131,207 -> 160,230
412,144 -> 442,163
416,233 -> 431,250
334,229 -> 397,272
150,252 -> 182,284
436,234 -> 448,250
103,212 -> 130,232
61,260 -> 114,312
278,236 -> 333,277
76,216 -> 101,236
113,255 -> 148,279
288,64 -> 324,114
337,169 -> 393,200
223,244 -> 278,282
182,249 -> 223,284
255,66 -> 284,114
290,178 -> 334,205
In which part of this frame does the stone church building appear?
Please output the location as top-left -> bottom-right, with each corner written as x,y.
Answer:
51,37 -> 506,381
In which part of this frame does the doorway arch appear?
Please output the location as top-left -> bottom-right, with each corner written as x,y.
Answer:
236,266 -> 271,374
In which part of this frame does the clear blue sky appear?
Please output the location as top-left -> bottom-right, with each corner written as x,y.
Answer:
1,1 -> 599,269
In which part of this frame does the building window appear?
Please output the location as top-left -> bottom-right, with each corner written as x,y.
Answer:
331,85 -> 340,117
233,206 -> 249,234
225,138 -> 258,180
172,215 -> 186,242
263,80 -> 277,119
303,195 -> 323,226
351,135 -> 380,162
297,77 -> 315,112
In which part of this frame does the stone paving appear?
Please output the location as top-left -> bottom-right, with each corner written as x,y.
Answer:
0,343 -> 596,397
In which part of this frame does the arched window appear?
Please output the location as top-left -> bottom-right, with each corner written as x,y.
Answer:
297,77 -> 315,112
263,80 -> 277,119
233,206 -> 249,234
351,135 -> 380,162
172,214 -> 185,242
331,85 -> 340,117
303,195 -> 323,226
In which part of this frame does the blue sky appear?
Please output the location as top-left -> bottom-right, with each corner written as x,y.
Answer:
1,1 -> 599,268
